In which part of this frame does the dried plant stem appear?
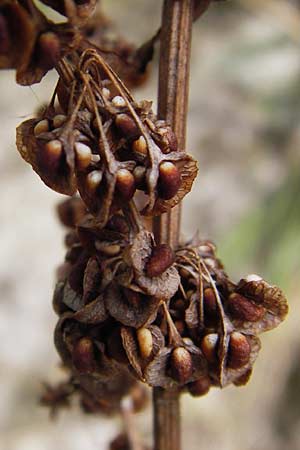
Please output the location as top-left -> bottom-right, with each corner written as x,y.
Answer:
152,1 -> 194,450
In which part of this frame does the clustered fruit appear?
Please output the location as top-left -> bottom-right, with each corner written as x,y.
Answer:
1,0 -> 288,449
48,196 -> 287,412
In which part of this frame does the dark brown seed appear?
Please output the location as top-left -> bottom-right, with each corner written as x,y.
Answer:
158,161 -> 181,200
36,32 -> 61,71
228,293 -> 265,322
145,244 -> 175,278
115,113 -> 139,138
227,332 -> 251,369
170,347 -> 193,384
72,337 -> 96,374
188,376 -> 211,397
116,169 -> 136,201
203,287 -> 217,317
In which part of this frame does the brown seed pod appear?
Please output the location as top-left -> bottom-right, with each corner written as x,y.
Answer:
158,161 -> 181,200
187,375 -> 211,397
227,332 -> 251,369
145,244 -> 175,278
228,293 -> 265,322
170,347 -> 193,384
203,287 -> 217,317
72,337 -> 96,374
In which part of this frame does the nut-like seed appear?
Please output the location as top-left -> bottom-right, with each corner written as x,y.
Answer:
36,32 -> 61,70
0,14 -> 9,54
112,95 -> 126,108
227,332 -> 251,369
188,376 -> 211,397
137,328 -> 153,359
95,241 -> 121,256
72,337 -> 96,374
201,333 -> 218,363
145,244 -> 175,277
132,136 -> 147,157
40,139 -> 62,171
170,347 -> 193,384
158,161 -> 181,200
116,169 -> 136,200
228,293 -> 265,322
203,287 -> 217,317
86,170 -> 102,192
75,142 -> 92,170
115,113 -> 139,137
159,126 -> 178,153
53,114 -> 67,128
34,119 -> 49,136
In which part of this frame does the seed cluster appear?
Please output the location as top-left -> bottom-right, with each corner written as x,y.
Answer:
17,48 -> 198,226
50,197 -> 288,413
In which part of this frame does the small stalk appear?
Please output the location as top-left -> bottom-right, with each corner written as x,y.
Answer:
152,1 -> 194,450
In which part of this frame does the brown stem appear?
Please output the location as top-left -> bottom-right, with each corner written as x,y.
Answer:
152,1 -> 194,450
153,0 -> 194,248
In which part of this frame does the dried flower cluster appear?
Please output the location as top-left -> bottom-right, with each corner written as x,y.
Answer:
48,196 -> 288,412
1,0 -> 288,448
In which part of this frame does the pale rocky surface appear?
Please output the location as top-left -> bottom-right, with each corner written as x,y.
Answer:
0,1 -> 299,450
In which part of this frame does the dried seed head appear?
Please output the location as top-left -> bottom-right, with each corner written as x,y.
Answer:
86,170 -> 102,192
158,161 -> 181,200
145,244 -> 175,278
95,241 -> 121,256
53,114 -> 67,129
36,32 -> 61,71
137,328 -> 153,359
34,119 -> 49,136
115,113 -> 139,137
72,337 -> 96,374
75,142 -> 92,171
132,136 -> 147,157
112,96 -> 126,108
116,169 -> 136,201
227,332 -> 251,369
228,293 -> 265,322
170,347 -> 193,384
123,288 -> 142,308
188,375 -> 211,397
201,333 -> 218,363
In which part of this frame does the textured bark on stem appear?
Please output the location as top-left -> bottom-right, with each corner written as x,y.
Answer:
153,1 -> 194,450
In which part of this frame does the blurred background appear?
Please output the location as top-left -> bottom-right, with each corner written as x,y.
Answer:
0,0 -> 299,449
